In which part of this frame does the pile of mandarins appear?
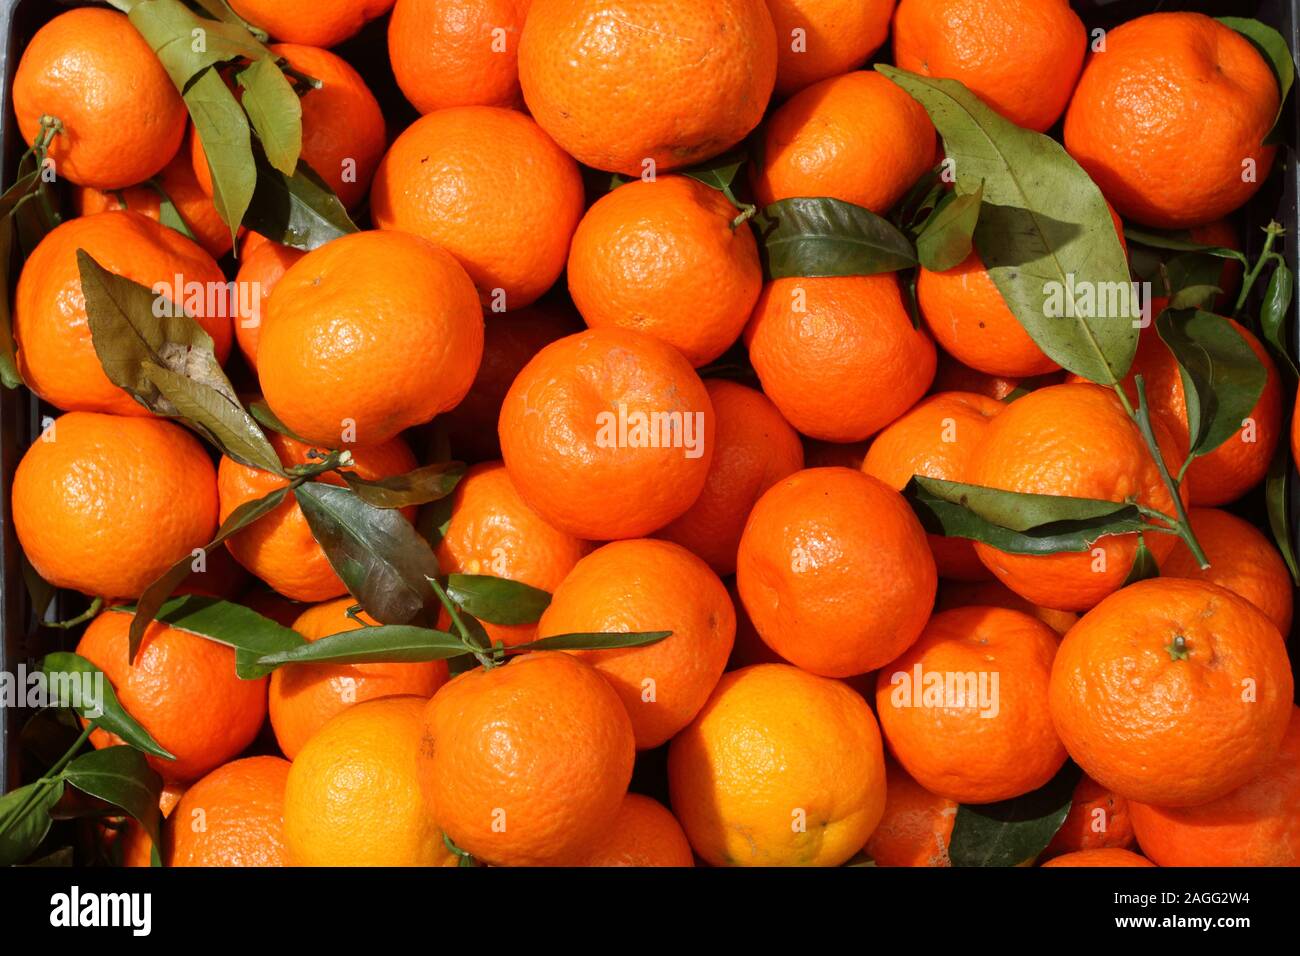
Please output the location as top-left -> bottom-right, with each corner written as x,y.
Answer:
2,0 -> 1297,869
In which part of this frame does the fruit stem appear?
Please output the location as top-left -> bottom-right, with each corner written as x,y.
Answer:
1234,221 -> 1286,317
40,597 -> 104,630
1165,633 -> 1191,662
1111,376 -> 1209,569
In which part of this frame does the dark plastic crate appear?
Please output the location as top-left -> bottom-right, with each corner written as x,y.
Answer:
1,0 -> 1298,800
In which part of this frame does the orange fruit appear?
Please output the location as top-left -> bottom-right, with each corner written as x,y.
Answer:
371,107 -> 583,310
876,606 -> 1066,804
577,794 -> 696,867
736,467 -> 936,677
1064,12 -> 1279,229
744,275 -> 937,442
668,663 -> 887,867
862,391 -> 1004,580
75,609 -> 268,784
117,783 -> 185,868
537,539 -> 736,749
13,9 -> 186,189
967,383 -> 1185,611
75,144 -> 234,260
754,71 -> 935,213
269,598 -> 449,759
518,0 -> 776,176
217,430 -> 418,602
917,251 -> 1062,378
388,0 -> 529,113
191,45 -> 385,211
1160,507 -> 1293,635
258,229 -> 483,448
226,0 -> 395,48
438,304 -> 579,462
1129,707 -> 1300,867
1042,775 -> 1136,859
1097,321 -> 1282,507
937,579 -> 1078,636
917,205 -> 1123,379
1041,848 -> 1155,868
435,461 -> 592,647
15,211 -> 232,416
766,0 -> 893,96
567,176 -> 763,367
726,580 -> 786,670
231,232 -> 306,373
1049,578 -> 1294,806
498,328 -> 715,540
893,0 -> 1087,132
863,759 -> 957,867
657,380 -> 804,576
165,756 -> 291,867
418,653 -> 636,866
14,412 -> 218,600
284,696 -> 451,866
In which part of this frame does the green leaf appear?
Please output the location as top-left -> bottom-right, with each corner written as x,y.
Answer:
128,0 -> 266,88
1155,309 -> 1267,461
1262,262 -> 1298,379
237,57 -> 302,177
189,0 -> 269,40
117,594 -> 304,680
1124,226 -> 1249,264
39,653 -> 173,760
902,476 -> 1147,555
756,197 -> 917,278
256,624 -> 469,668
248,398 -> 312,443
1167,285 -> 1222,311
949,762 -> 1081,867
0,779 -> 65,866
878,65 -> 1136,385
915,183 -> 983,272
243,152 -> 358,251
445,574 -> 552,626
1218,18 -> 1294,145
340,461 -> 466,509
295,482 -> 442,625
77,250 -> 282,474
679,147 -> 746,195
511,631 -> 672,652
185,66 -> 256,239
62,747 -> 164,851
1265,440 -> 1299,584
891,163 -> 946,234
1122,535 -> 1160,586
129,486 -> 289,660
144,178 -> 198,241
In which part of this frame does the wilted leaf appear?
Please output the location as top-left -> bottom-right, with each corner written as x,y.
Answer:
340,461 -> 466,509
295,483 -> 442,625
237,56 -> 302,176
128,0 -> 265,88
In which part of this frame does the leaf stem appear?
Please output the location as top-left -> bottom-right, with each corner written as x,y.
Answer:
40,597 -> 104,630
426,577 -> 493,669
1114,377 -> 1208,568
